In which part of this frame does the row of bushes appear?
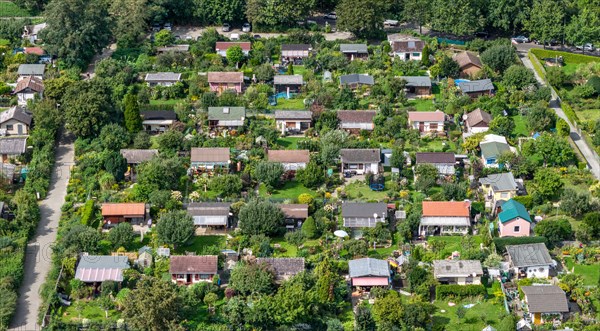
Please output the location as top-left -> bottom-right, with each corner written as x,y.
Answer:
493,236 -> 548,253
0,102 -> 62,329
435,284 -> 486,300
530,48 -> 600,65
528,50 -> 547,82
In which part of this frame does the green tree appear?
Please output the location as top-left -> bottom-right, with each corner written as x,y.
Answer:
246,0 -> 314,27
480,44 -> 517,74
402,302 -> 436,329
502,65 -> 536,90
100,123 -> 130,150
226,45 -> 245,68
581,212 -> 600,240
238,200 -> 285,236
137,157 -> 186,192
103,150 -> 127,182
204,292 -> 218,311
526,0 -> 564,47
420,44 -> 431,66
560,189 -> 592,218
433,55 -> 460,78
63,224 -> 102,253
525,106 -> 556,133
156,210 -> 195,249
43,75 -> 76,103
230,261 -> 275,296
301,216 -> 317,239
343,239 -> 368,258
320,130 -> 348,165
489,0 -> 532,34
210,174 -> 243,198
98,295 -> 115,318
63,80 -> 116,138
41,0 -> 111,68
430,0 -> 483,36
523,133 -> 574,167
254,161 -> 285,191
403,0 -> 431,34
441,182 -> 467,200
556,118 -> 570,137
155,129 -> 184,154
296,160 -> 325,189
254,63 -> 276,82
489,116 -> 515,137
533,167 -> 563,200
372,291 -> 403,327
336,0 -> 386,38
273,274 -> 317,325
108,222 -> 135,249
122,277 -> 182,331
355,302 -> 376,331
566,7 -> 600,53
415,164 -> 439,192
155,29 -> 175,46
110,0 -> 149,48
546,66 -> 568,87
456,305 -> 467,322
534,216 -> 573,245
124,92 -> 143,134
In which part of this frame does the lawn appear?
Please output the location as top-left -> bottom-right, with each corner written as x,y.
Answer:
59,300 -> 121,323
564,257 -> 600,286
427,235 -> 483,259
268,97 -> 306,110
277,137 -> 302,149
175,235 -> 226,254
422,139 -> 458,152
432,299 -> 506,330
573,108 -> 600,122
511,114 -> 529,137
530,48 -> 600,75
0,2 -> 32,17
148,98 -> 185,107
258,181 -> 317,200
292,65 -> 307,75
407,98 -> 436,112
344,180 -> 391,201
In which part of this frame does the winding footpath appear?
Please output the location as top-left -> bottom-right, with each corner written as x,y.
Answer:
518,51 -> 600,179
9,133 -> 74,331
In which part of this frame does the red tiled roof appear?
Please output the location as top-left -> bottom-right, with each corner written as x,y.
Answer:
101,203 -> 145,217
215,42 -> 251,51
170,255 -> 218,274
14,76 -> 44,93
453,51 -> 482,69
207,71 -> 243,83
24,47 -> 45,56
422,201 -> 470,217
408,111 -> 445,122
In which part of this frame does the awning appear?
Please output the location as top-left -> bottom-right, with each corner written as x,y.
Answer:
75,267 -> 124,282
352,277 -> 389,286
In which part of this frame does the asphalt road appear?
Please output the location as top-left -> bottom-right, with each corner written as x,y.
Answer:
9,133 -> 74,331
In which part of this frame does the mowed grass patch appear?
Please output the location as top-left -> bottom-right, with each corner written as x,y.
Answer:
258,181 -> 317,200
511,114 -> 529,137
432,299 -> 505,330
176,235 -> 226,254
564,257 -> 600,286
0,2 -> 32,17
268,97 -> 306,110
276,136 -> 303,149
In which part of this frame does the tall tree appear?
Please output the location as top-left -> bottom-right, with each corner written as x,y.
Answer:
489,0 -> 532,34
566,6 -> 600,50
336,0 -> 387,38
402,0 -> 431,34
238,200 -> 285,236
253,161 -> 285,191
124,92 -> 143,134
226,44 -> 245,68
156,210 -> 195,249
430,0 -> 483,36
194,0 -> 246,24
109,0 -> 149,48
41,0 -> 111,68
123,277 -> 183,331
526,0 -> 565,46
246,0 -> 314,27
63,79 -> 116,138
229,262 -> 275,296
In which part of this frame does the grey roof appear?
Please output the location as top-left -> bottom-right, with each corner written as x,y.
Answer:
257,257 -> 305,277
138,246 -> 152,254
0,106 -> 32,126
0,163 -> 15,181
77,255 -> 130,269
521,286 -> 569,313
208,107 -> 245,121
342,202 -> 388,219
140,111 -> 177,121
340,74 -> 374,86
506,243 -> 553,267
145,72 -> 182,82
18,64 -> 45,76
340,44 -> 368,54
480,141 -> 510,159
281,44 -> 311,51
157,44 -> 190,52
465,108 -> 492,127
274,75 -> 303,85
479,172 -> 517,191
274,110 -> 312,120
340,148 -> 380,163
349,258 -> 389,278
399,76 -> 432,88
416,152 -> 455,164
458,79 -> 494,93
433,260 -> 483,278
0,137 -> 27,155
187,202 -> 231,216
120,149 -> 158,164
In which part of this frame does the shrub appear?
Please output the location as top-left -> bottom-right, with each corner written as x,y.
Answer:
586,76 -> 600,95
493,236 -> 547,253
435,284 -> 486,300
512,195 -> 533,209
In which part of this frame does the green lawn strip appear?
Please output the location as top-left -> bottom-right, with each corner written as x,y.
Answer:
573,108 -> 600,122
148,98 -> 186,106
276,137 -> 302,149
292,65 -> 307,75
258,181 -> 317,200
564,257 -> 599,286
531,48 -> 600,66
0,2 -> 32,17
432,299 -> 505,330
344,180 -> 391,201
427,235 -> 483,259
60,300 -> 121,323
271,236 -> 298,257
407,99 -> 436,112
511,114 -> 529,137
268,97 -> 306,110
175,235 -> 226,254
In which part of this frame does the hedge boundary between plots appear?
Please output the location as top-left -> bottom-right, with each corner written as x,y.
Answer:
435,284 -> 486,300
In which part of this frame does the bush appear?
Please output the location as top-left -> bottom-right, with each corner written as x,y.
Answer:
586,76 -> 600,96
512,195 -> 533,209
493,236 -> 548,253
435,284 -> 486,300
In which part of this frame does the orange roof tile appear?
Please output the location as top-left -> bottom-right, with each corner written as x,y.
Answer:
101,203 -> 145,216
422,201 -> 470,217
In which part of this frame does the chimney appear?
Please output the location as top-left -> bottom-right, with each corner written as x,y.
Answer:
223,107 -> 230,114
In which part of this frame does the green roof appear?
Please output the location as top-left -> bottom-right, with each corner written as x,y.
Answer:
208,107 -> 245,121
498,199 -> 531,223
480,141 -> 510,159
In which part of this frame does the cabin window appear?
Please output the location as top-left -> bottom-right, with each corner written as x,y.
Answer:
199,274 -> 211,279
412,53 -> 420,57
513,226 -> 520,233
6,125 -> 13,131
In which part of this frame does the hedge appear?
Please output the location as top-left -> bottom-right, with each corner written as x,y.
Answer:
493,236 -> 548,253
528,50 -> 547,82
435,284 -> 486,300
530,48 -> 600,65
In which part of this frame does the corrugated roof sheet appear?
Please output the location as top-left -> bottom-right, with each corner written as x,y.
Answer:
208,106 -> 245,121
458,79 -> 494,93
416,152 -> 455,164
257,257 -> 305,276
433,260 -> 483,277
465,108 -> 492,127
278,204 -> 309,219
340,74 -> 374,85
215,42 -> 252,51
522,285 -> 569,313
337,110 -> 376,123
399,76 -> 432,88
274,110 -> 312,120
120,149 -> 158,164
0,137 -> 27,155
349,258 -> 389,278
18,64 -> 45,76
207,71 -> 244,83
274,75 -> 303,85
145,72 -> 182,82
342,202 -> 388,218
506,243 -> 553,267
340,44 -> 368,53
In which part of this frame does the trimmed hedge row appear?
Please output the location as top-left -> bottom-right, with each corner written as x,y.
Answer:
435,284 -> 486,300
493,236 -> 548,253
530,48 -> 600,65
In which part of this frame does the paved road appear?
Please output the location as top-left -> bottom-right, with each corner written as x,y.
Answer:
518,50 -> 600,179
9,133 -> 74,331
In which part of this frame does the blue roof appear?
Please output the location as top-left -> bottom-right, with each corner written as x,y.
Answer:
498,199 -> 531,223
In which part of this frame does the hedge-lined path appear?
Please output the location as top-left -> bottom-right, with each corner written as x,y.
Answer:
9,133 -> 74,331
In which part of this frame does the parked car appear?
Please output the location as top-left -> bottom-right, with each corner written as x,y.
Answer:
511,35 -> 529,43
152,24 -> 161,32
534,39 -> 559,46
324,12 -> 337,20
164,23 -> 172,31
242,23 -> 251,32
253,34 -> 262,39
576,43 -> 595,52
222,23 -> 231,32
